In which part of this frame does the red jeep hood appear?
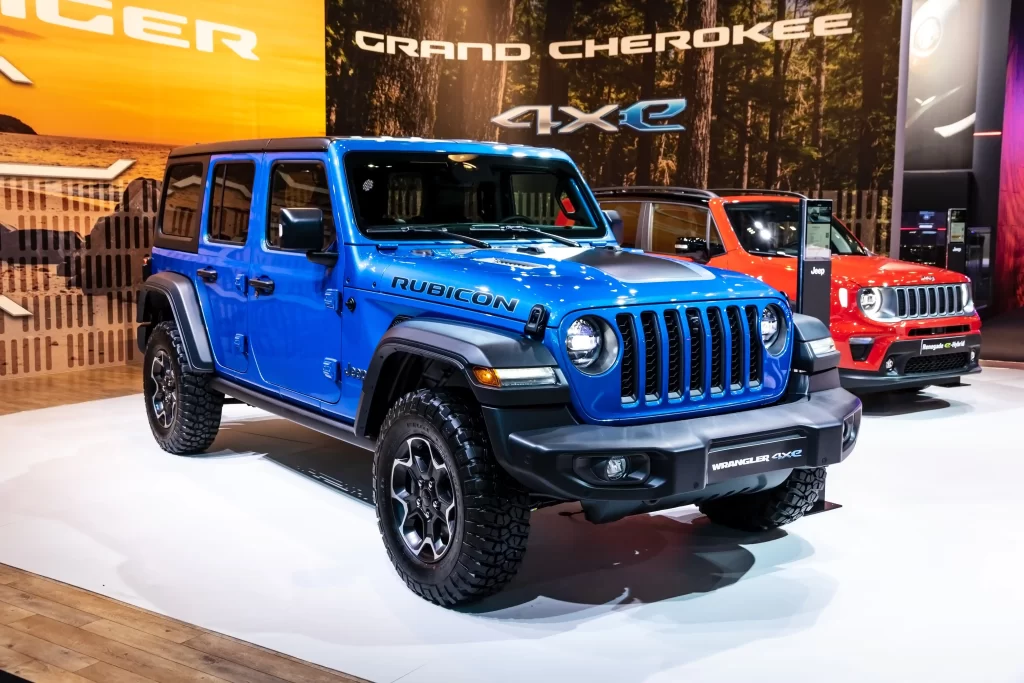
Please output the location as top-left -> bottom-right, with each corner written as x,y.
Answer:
831,254 -> 968,287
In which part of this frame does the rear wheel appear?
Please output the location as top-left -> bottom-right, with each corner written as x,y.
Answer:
698,467 -> 826,532
373,390 -> 530,606
143,320 -> 223,455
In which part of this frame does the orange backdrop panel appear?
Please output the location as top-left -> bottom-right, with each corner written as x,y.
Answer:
1,0 -> 325,145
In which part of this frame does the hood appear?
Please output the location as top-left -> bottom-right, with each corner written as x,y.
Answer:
831,254 -> 969,287
367,245 -> 783,323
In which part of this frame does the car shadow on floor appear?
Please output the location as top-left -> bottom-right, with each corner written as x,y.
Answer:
216,414 -> 811,618
463,508 -> 799,617
858,385 -> 974,417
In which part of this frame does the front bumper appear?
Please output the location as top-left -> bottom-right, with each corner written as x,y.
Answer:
483,386 -> 861,503
840,334 -> 982,392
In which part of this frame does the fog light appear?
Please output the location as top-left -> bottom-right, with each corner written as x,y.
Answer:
605,456 -> 629,481
843,414 -> 858,447
884,358 -> 895,371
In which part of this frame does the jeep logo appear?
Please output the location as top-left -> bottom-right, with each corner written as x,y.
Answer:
391,277 -> 519,313
810,267 -> 825,276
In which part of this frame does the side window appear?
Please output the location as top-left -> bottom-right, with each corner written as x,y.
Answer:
709,219 -> 726,256
598,201 -> 642,248
267,162 -> 336,250
159,163 -> 204,239
651,203 -> 709,255
208,162 -> 255,245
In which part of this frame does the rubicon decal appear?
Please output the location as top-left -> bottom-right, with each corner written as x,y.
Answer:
391,277 -> 519,313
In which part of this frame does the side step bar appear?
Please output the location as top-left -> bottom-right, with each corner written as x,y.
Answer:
209,378 -> 376,452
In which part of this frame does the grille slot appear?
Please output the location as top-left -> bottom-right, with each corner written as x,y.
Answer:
616,314 -> 637,404
685,308 -> 704,397
640,312 -> 661,401
664,311 -> 684,399
745,305 -> 762,386
895,284 -> 965,319
707,307 -> 725,393
726,307 -> 744,390
904,352 -> 970,375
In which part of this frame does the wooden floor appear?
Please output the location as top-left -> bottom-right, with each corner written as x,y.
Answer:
0,371 -> 367,682
0,365 -> 141,416
0,564 -> 364,683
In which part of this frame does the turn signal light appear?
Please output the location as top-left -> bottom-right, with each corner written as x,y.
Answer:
473,367 -> 500,387
472,366 -> 558,388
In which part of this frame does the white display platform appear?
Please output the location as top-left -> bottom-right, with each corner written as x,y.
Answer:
1,370 -> 1023,683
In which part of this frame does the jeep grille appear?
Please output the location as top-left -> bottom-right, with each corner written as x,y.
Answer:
894,285 -> 968,319
598,302 -> 780,420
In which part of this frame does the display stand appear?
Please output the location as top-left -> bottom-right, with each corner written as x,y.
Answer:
797,197 -> 841,515
946,208 -> 968,274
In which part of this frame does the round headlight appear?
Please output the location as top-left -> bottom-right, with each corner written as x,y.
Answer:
761,306 -> 780,346
859,287 -> 882,317
566,317 -> 603,368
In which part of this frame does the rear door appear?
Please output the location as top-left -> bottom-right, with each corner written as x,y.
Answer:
247,155 -> 343,404
649,202 -> 727,264
194,156 -> 257,374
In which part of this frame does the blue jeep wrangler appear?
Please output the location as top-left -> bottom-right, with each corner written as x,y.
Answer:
138,137 -> 861,606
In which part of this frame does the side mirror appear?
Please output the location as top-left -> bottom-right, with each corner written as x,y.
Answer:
675,239 -> 709,264
603,209 -> 625,245
279,207 -> 325,251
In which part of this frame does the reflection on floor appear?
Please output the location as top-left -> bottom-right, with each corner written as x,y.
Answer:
0,563 -> 362,683
0,364 -> 139,416
1,370 -> 1024,681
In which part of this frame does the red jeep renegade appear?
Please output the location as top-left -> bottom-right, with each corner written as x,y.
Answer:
596,187 -> 982,392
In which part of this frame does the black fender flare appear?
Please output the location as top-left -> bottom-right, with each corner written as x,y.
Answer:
136,271 -> 215,372
354,318 -> 569,438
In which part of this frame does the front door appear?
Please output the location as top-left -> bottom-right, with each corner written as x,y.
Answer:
248,156 -> 343,404
195,157 -> 257,374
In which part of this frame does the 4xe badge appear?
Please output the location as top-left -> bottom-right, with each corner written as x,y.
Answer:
492,98 -> 687,135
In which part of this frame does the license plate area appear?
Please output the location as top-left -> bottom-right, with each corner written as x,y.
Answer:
707,435 -> 808,484
919,337 -> 968,355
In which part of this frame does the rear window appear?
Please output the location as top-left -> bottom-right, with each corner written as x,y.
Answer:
159,163 -> 205,240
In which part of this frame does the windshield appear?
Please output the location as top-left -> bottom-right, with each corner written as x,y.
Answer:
723,201 -> 869,256
344,152 -> 605,240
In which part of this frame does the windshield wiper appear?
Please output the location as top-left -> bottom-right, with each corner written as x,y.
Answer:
470,224 -> 581,248
366,225 -> 491,249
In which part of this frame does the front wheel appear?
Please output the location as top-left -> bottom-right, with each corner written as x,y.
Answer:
698,467 -> 826,532
143,320 -> 223,455
373,390 -> 530,606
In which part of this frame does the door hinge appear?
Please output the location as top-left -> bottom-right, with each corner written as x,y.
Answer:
233,334 -> 247,354
324,289 -> 340,311
322,358 -> 339,381
234,273 -> 248,294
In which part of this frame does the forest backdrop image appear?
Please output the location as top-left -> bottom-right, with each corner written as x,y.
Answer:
326,0 -> 901,251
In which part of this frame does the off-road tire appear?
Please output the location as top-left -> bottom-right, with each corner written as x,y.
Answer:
143,320 -> 223,455
373,390 -> 530,607
698,467 -> 826,532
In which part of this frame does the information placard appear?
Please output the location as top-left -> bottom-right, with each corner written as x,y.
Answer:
797,198 -> 834,327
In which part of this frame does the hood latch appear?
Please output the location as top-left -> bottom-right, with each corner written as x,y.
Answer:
524,304 -> 549,339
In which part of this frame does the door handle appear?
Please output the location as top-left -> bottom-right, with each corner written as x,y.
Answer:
197,267 -> 218,283
248,277 -> 275,296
